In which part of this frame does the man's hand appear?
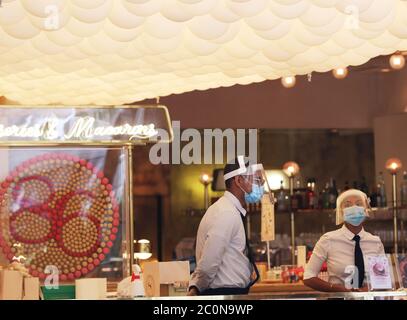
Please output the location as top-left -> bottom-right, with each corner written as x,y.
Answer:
187,287 -> 199,296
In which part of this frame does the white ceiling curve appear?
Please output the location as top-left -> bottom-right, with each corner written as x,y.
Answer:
0,0 -> 406,105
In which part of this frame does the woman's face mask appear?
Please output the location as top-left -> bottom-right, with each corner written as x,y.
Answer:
343,205 -> 366,226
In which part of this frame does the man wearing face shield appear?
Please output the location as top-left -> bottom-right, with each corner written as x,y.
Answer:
303,189 -> 385,292
187,156 -> 266,296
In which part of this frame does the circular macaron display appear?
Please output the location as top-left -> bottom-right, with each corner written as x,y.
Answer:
0,153 -> 120,280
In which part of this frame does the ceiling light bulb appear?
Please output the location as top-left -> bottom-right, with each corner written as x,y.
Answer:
390,54 -> 405,70
332,67 -> 349,79
281,76 -> 296,88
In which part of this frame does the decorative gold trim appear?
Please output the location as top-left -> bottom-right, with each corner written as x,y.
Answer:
127,146 -> 135,274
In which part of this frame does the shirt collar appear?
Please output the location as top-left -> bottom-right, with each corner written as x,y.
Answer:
224,191 -> 247,216
341,224 -> 366,241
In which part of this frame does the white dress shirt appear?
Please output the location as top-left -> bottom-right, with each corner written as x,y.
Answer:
304,225 -> 385,286
189,191 -> 252,292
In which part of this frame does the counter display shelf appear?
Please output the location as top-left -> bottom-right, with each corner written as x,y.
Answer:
0,148 -> 129,282
0,105 -> 173,286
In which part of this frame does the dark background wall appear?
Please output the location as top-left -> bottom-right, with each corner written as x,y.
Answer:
133,129 -> 375,261
259,129 -> 375,193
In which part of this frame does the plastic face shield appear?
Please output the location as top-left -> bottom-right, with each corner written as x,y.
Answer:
223,156 -> 275,203
249,164 -> 275,204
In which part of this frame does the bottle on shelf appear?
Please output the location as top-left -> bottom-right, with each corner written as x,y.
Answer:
328,178 -> 338,209
322,182 -> 330,209
305,178 -> 317,209
344,181 -> 350,191
277,180 -> 288,212
401,171 -> 407,207
377,171 -> 387,208
293,177 -> 303,210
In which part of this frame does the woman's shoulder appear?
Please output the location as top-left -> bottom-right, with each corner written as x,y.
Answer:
320,228 -> 344,240
313,230 -> 339,247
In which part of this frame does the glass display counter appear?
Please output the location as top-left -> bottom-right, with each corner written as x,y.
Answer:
108,290 -> 407,300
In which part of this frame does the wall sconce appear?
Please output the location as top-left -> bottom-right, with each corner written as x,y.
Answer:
283,161 -> 300,265
200,173 -> 213,210
385,158 -> 403,174
385,157 -> 403,253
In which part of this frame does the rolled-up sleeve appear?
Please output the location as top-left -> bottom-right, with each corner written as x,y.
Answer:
189,211 -> 239,292
304,234 -> 330,280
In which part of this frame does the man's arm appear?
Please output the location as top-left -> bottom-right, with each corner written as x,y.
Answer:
188,211 -> 238,294
303,234 -> 350,292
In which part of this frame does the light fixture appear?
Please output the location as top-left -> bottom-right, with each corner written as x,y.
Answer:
282,161 -> 300,265
389,53 -> 405,70
385,158 -> 403,174
134,239 -> 152,260
200,173 -> 211,185
282,161 -> 300,178
200,173 -> 212,210
385,157 -> 403,254
332,67 -> 349,79
281,76 -> 296,88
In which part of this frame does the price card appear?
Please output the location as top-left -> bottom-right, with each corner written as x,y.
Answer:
261,194 -> 275,242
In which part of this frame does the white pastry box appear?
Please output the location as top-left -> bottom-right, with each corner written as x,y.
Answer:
143,261 -> 190,297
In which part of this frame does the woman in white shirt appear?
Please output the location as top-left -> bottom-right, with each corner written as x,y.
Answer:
303,189 -> 385,292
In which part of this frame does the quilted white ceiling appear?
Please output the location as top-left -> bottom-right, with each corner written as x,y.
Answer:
0,0 -> 407,105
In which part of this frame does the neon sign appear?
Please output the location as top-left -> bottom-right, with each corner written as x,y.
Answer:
0,117 -> 157,140
0,105 -> 172,145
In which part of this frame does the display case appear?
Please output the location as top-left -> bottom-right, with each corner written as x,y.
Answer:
0,105 -> 172,284
110,290 -> 407,300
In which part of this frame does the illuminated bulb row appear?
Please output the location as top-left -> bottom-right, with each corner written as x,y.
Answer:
281,67 -> 348,88
281,53 -> 405,88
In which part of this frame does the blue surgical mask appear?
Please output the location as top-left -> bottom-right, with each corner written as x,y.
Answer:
244,184 -> 265,204
343,206 -> 366,226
